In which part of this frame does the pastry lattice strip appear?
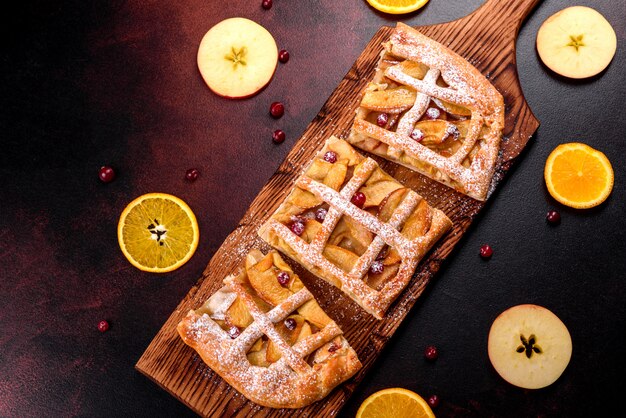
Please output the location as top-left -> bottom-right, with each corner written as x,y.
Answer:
214,280 -> 343,375
177,249 -> 362,409
268,157 -> 442,318
349,23 -> 504,201
353,62 -> 485,190
384,65 -> 484,164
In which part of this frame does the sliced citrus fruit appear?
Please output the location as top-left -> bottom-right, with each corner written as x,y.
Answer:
365,0 -> 430,15
544,143 -> 614,209
118,193 -> 199,273
356,388 -> 435,418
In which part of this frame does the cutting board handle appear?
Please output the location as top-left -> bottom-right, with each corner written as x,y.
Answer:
468,0 -> 542,33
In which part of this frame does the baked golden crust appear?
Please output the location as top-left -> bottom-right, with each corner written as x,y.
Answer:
259,136 -> 452,319
348,22 -> 505,201
177,249 -> 361,409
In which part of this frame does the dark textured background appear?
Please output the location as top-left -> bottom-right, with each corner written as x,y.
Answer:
1,0 -> 624,417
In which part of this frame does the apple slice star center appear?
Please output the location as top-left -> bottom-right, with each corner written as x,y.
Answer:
567,34 -> 585,51
516,333 -> 543,359
225,46 -> 248,68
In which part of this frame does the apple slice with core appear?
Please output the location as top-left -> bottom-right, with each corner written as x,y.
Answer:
488,304 -> 572,389
536,6 -> 617,79
197,17 -> 278,98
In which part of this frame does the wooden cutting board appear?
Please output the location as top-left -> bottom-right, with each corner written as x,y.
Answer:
136,0 -> 542,415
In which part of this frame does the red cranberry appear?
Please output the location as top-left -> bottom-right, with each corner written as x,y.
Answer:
270,101 -> 284,118
284,318 -> 297,331
272,129 -> 286,144
323,151 -> 337,163
277,271 -> 290,286
546,210 -> 561,225
424,345 -> 439,361
315,208 -> 327,222
447,125 -> 460,140
228,326 -> 241,339
97,320 -> 109,333
328,343 -> 339,353
479,244 -> 493,260
99,166 -> 115,183
278,49 -> 290,63
351,192 -> 366,209
369,260 -> 384,275
426,107 -> 441,120
410,129 -> 424,141
427,394 -> 440,408
261,0 -> 272,10
289,220 -> 305,236
376,113 -> 389,127
185,168 -> 199,182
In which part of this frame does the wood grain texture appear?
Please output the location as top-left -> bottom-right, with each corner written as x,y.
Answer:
136,0 -> 541,415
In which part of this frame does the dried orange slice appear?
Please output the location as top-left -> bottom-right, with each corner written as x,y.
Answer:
544,143 -> 614,209
365,0 -> 430,15
356,388 -> 435,418
118,193 -> 199,272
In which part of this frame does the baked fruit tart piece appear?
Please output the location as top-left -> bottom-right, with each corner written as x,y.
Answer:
259,136 -> 452,319
177,249 -> 361,409
349,22 -> 505,201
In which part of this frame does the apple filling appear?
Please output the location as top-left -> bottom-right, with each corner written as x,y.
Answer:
266,139 -> 436,293
352,51 -> 487,191
194,250 -> 338,367
346,23 -> 506,203
259,136 -> 452,318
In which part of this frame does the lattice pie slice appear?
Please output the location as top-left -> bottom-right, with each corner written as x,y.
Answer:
177,249 -> 361,409
348,22 -> 505,201
259,137 -> 452,319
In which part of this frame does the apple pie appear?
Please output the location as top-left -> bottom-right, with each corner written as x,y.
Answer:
348,22 -> 505,201
259,136 -> 452,319
177,249 -> 361,409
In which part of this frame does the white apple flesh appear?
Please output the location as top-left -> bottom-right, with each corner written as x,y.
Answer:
488,304 -> 572,390
197,18 -> 278,98
536,6 -> 617,79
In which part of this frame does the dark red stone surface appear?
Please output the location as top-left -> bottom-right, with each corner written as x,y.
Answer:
1,1 -> 625,417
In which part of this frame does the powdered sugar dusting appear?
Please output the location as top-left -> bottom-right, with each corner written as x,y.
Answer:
348,23 -> 505,201
178,252 -> 361,408
396,69 -> 440,136
262,138 -> 452,318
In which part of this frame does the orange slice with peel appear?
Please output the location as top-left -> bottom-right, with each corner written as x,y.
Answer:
356,388 -> 435,418
544,143 -> 614,209
365,0 -> 430,15
118,193 -> 199,272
